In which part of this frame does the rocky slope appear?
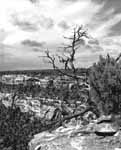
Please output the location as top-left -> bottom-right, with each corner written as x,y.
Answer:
29,121 -> 121,150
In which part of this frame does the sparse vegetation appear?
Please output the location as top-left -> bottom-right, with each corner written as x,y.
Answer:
89,54 -> 121,116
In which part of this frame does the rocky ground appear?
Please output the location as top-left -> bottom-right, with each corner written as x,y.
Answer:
1,93 -> 121,150
83,133 -> 121,150
29,124 -> 121,150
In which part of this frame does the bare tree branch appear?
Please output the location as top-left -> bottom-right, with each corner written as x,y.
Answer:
44,26 -> 89,82
116,53 -> 121,62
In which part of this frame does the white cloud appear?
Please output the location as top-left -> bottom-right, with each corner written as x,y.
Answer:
0,0 -> 104,44
0,0 -> 121,69
91,13 -> 121,38
100,35 -> 121,55
59,0 -> 104,25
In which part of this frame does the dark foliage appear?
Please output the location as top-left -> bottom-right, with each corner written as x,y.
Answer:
89,54 -> 121,115
0,103 -> 46,150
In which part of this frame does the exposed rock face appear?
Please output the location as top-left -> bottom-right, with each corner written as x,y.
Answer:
29,126 -> 121,150
95,115 -> 118,136
43,106 -> 56,120
95,123 -> 117,133
29,126 -> 85,150
1,95 -> 57,119
29,115 -> 121,150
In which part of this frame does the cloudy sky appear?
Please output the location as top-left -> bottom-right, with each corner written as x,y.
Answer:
0,0 -> 121,70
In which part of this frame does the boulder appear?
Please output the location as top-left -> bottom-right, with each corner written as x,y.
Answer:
95,115 -> 118,136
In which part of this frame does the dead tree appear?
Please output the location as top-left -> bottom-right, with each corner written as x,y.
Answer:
40,26 -> 94,128
44,26 -> 89,83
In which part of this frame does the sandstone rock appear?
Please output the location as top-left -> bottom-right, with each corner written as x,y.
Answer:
44,106 -> 56,120
29,126 -> 85,150
95,116 -> 118,136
